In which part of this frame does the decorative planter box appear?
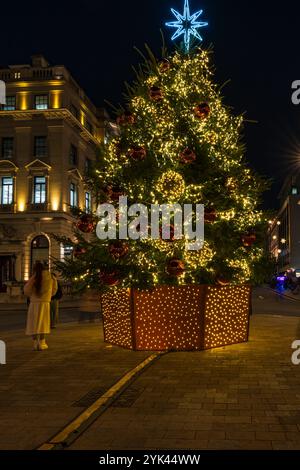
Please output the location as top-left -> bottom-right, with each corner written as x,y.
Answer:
101,285 -> 251,351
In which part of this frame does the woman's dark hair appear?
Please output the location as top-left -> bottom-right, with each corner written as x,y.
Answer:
33,261 -> 44,295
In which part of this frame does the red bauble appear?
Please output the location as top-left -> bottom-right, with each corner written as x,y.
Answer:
159,224 -> 175,242
241,233 -> 257,248
76,215 -> 95,233
204,208 -> 217,223
149,86 -> 163,102
194,103 -> 210,120
216,277 -> 230,287
73,245 -> 87,258
127,146 -> 147,162
99,270 -> 120,287
179,148 -> 196,164
105,185 -> 124,202
159,59 -> 171,73
166,259 -> 185,277
117,112 -> 135,126
108,241 -> 129,260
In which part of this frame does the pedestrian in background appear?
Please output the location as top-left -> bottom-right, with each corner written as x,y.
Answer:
50,273 -> 63,328
24,261 -> 57,351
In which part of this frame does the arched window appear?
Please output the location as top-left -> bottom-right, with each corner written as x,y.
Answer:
31,235 -> 49,273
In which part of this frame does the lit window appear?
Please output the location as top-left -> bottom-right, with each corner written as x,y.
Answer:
34,136 -> 47,157
2,137 -> 14,158
33,176 -> 46,204
0,177 -> 13,205
292,186 -> 298,195
69,144 -> 78,166
85,192 -> 92,213
3,96 -> 16,111
14,72 -> 21,79
34,95 -> 48,110
64,245 -> 73,259
70,182 -> 78,208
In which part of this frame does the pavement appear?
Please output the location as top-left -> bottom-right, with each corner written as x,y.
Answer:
0,288 -> 300,450
0,320 -> 150,450
68,315 -> 300,451
0,299 -> 101,331
252,287 -> 300,317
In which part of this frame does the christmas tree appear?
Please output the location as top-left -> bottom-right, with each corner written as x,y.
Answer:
54,45 -> 270,293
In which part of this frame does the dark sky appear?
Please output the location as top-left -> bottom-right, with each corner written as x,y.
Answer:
1,0 -> 300,208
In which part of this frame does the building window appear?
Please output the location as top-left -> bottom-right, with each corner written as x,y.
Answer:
70,104 -> 79,119
33,176 -> 47,204
34,136 -> 47,157
85,192 -> 92,213
2,137 -> 14,159
0,256 -> 16,292
63,245 -> 73,260
3,96 -> 16,111
291,186 -> 298,195
69,144 -> 78,166
0,177 -> 13,205
14,72 -> 21,79
70,182 -> 78,208
34,95 -> 48,110
85,120 -> 93,135
85,158 -> 92,175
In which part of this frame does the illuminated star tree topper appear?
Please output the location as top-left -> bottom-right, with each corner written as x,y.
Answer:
165,0 -> 208,52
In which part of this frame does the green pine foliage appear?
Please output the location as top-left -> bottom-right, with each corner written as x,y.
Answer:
53,46 -> 273,293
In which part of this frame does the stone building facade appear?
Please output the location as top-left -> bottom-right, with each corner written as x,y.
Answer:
0,55 -> 116,300
268,171 -> 300,274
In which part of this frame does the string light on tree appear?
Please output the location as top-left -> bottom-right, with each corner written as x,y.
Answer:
156,170 -> 186,201
55,46 -> 269,292
53,17 -> 271,352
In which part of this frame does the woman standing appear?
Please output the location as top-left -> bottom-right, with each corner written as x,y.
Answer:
25,261 -> 58,351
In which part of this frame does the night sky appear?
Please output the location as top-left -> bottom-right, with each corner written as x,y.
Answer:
1,0 -> 300,208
